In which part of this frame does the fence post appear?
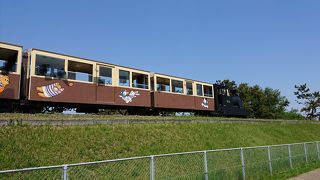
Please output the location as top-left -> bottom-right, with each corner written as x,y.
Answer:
288,145 -> 293,169
204,151 -> 209,180
304,143 -> 308,163
150,156 -> 155,180
267,146 -> 272,176
317,142 -> 320,160
63,165 -> 68,180
240,148 -> 246,180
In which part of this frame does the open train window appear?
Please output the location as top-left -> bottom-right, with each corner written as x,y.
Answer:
0,47 -> 18,73
196,84 -> 203,96
218,89 -> 226,95
204,85 -> 213,97
68,60 -> 93,82
171,80 -> 184,94
132,72 -> 148,89
186,82 -> 193,95
98,66 -> 112,85
156,77 -> 170,92
119,70 -> 130,87
35,55 -> 65,78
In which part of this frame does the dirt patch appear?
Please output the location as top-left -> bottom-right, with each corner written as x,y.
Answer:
289,168 -> 320,180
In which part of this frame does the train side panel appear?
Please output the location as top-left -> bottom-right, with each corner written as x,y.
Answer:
152,74 -> 215,112
96,85 -> 115,104
114,87 -> 151,107
153,92 -> 195,110
194,96 -> 215,111
28,77 -> 152,107
0,74 -> 20,100
27,49 -> 152,108
153,92 -> 214,111
0,42 -> 23,100
29,77 -> 97,104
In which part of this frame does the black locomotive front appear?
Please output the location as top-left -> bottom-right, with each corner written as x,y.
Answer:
214,84 -> 248,117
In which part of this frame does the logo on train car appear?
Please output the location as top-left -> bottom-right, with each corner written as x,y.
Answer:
0,75 -> 10,94
201,98 -> 209,108
37,83 -> 65,98
119,90 -> 140,103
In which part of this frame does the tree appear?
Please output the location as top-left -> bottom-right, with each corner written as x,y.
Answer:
215,79 -> 237,90
239,85 -> 289,119
276,108 -> 305,120
294,84 -> 320,120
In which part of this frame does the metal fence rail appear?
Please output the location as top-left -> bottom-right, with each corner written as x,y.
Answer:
1,141 -> 320,179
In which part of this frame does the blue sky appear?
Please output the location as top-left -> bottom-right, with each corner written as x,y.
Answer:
0,0 -> 319,110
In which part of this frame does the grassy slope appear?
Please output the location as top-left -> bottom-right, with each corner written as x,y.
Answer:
0,113 -> 240,121
1,123 -> 320,171
0,113 -> 310,122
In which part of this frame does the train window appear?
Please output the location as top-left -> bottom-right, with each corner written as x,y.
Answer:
171,80 -> 184,94
218,89 -> 224,95
196,84 -> 203,96
186,82 -> 193,95
119,70 -> 130,87
204,85 -> 213,97
132,72 -> 148,89
98,66 -> 112,85
0,47 -> 18,73
156,77 -> 170,92
35,55 -> 65,78
68,60 -> 93,82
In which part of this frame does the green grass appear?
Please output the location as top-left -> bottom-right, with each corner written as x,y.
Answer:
0,112 -> 233,121
0,113 -> 250,121
0,113 -> 311,122
1,122 -> 320,171
265,161 -> 320,179
1,119 -> 320,179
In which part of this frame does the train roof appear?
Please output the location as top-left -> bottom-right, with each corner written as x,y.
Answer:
0,41 -> 23,48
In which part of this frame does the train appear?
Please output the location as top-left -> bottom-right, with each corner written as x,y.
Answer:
0,41 -> 247,116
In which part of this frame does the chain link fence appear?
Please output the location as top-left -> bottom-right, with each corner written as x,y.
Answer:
1,141 -> 320,179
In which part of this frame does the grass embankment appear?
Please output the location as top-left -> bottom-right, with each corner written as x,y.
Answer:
1,123 -> 320,171
0,113 -> 309,122
0,113 -> 238,121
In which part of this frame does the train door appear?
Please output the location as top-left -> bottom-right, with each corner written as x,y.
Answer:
96,64 -> 115,104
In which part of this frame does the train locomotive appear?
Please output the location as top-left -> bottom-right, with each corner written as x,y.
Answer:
0,42 -> 247,116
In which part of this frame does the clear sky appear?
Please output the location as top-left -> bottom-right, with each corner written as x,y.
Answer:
0,0 -> 319,110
